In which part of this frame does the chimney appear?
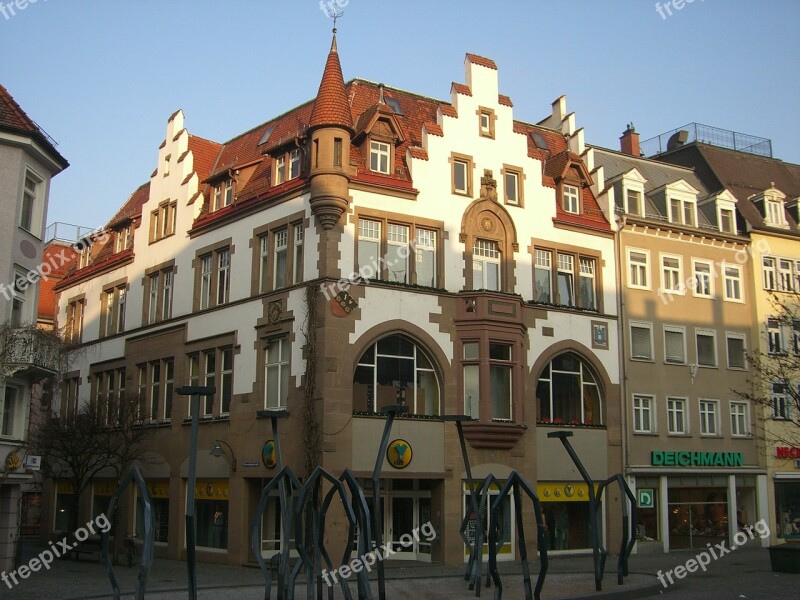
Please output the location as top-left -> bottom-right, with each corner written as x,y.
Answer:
620,123 -> 640,157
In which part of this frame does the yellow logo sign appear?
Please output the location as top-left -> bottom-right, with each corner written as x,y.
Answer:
386,439 -> 412,469
5,451 -> 21,471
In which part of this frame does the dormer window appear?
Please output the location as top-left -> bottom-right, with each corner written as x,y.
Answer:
625,189 -> 642,216
274,148 -> 302,185
669,197 -> 695,226
213,185 -> 222,210
370,141 -> 391,174
289,149 -> 301,179
766,198 -> 785,226
719,208 -> 735,233
563,185 -> 580,214
275,155 -> 286,185
224,180 -> 233,205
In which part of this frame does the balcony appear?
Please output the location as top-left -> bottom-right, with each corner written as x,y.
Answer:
1,327 -> 61,380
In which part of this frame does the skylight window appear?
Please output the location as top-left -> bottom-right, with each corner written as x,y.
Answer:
385,97 -> 404,115
531,132 -> 548,150
258,127 -> 274,146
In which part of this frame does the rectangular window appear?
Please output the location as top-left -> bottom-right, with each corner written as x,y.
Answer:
489,343 -> 512,420
778,259 -> 794,292
102,285 -> 127,337
479,111 -> 491,136
21,173 -> 40,232
415,229 -> 436,287
667,397 -> 687,434
203,352 -> 216,416
473,239 -> 501,291
766,199 -> 784,225
149,361 -> 160,423
273,229 -> 288,289
265,338 -> 289,409
289,149 -> 301,180
370,141 -> 391,174
224,180 -> 233,206
453,159 -> 469,195
628,250 -> 649,289
162,270 -> 173,320
217,249 -> 230,305
294,226 -> 303,284
563,184 -> 579,214
699,400 -> 718,435
220,347 -> 233,415
724,265 -> 743,301
1,385 -> 20,437
633,395 -> 654,433
730,402 -> 748,437
625,189 -> 642,216
200,255 -> 212,310
275,156 -> 286,185
137,365 -> 147,421
259,235 -> 269,293
767,317 -> 785,354
664,326 -> 686,364
763,257 -> 777,290
213,185 -> 222,211
726,333 -> 746,369
333,138 -> 342,167
772,383 -> 789,419
534,249 -> 552,303
357,219 -> 381,277
65,299 -> 84,344
578,258 -> 596,310
719,208 -> 734,233
670,198 -> 695,226
386,224 -> 409,283
696,329 -> 717,367
164,359 -> 174,421
661,256 -> 682,293
692,260 -> 712,298
148,273 -> 159,324
504,171 -> 520,205
556,253 -> 574,306
630,321 -> 653,361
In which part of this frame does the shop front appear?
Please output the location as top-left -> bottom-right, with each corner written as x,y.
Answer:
773,446 -> 800,542
631,451 -> 766,553
538,482 -> 599,552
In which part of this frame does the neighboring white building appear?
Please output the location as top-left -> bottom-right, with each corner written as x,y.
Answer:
0,83 -> 68,570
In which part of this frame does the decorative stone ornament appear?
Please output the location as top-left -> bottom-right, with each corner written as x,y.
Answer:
480,169 -> 498,202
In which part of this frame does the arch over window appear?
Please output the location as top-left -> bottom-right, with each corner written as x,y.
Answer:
536,352 -> 603,426
353,334 -> 441,416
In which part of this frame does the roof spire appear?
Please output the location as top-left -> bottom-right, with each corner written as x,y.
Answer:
309,28 -> 354,131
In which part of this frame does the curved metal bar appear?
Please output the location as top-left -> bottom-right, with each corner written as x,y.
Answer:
340,469 -> 373,600
101,465 -> 155,600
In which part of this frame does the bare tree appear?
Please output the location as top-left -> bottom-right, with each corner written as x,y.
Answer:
734,291 -> 800,447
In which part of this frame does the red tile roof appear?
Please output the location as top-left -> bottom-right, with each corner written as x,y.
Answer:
309,35 -> 354,131
188,135 -> 221,182
440,104 -> 458,118
498,95 -> 513,107
107,182 -> 150,227
408,146 -> 429,161
452,82 -> 472,97
0,83 -> 68,168
466,53 -> 498,70
424,122 -> 444,137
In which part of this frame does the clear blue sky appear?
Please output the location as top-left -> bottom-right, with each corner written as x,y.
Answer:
1,0 -> 798,230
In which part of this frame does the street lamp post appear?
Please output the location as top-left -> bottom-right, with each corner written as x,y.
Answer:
210,439 -> 237,472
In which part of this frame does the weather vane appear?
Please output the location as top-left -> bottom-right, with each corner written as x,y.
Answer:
319,0 -> 347,31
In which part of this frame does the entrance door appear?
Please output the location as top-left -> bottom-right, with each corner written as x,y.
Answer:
389,495 -> 432,561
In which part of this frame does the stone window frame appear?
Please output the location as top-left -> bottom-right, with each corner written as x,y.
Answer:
185,331 -> 238,419
529,241 -> 604,312
351,208 -> 445,288
450,152 -> 475,197
100,277 -> 128,338
249,211 -> 307,296
142,260 -> 177,326
477,106 -> 496,139
500,164 -> 524,207
192,238 -> 234,312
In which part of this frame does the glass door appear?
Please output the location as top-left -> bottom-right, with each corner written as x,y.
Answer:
391,496 -> 415,555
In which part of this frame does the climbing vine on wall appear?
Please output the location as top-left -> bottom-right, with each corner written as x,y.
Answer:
301,284 -> 322,475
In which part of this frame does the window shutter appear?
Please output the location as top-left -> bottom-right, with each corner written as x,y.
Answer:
665,330 -> 684,363
632,326 -> 651,359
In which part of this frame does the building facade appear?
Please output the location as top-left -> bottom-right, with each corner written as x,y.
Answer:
0,84 -> 68,570
49,39 -> 624,566
653,134 -> 800,545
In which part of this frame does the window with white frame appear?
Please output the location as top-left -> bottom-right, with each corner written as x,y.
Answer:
669,197 -> 696,226
692,260 -> 713,297
489,343 -> 512,420
275,155 -> 286,185
200,255 -> 213,310
224,179 -> 233,206
763,257 -> 777,290
0,385 -> 22,437
625,189 -> 642,216
633,395 -> 654,433
473,239 -> 501,291
793,320 -> 800,355
147,273 -> 159,324
724,265 -> 743,301
101,285 -> 127,337
10,271 -> 26,327
294,227 -> 303,284
661,256 -> 682,293
197,247 -> 231,310
505,170 -> 520,205
145,267 -> 174,325
772,383 -> 790,419
766,198 -> 785,226
667,397 -> 687,434
778,259 -> 794,292
386,224 -> 409,283
479,110 -> 492,136
726,333 -> 746,369
217,249 -> 230,305
357,219 -> 381,276
273,229 -> 288,289
536,352 -> 603,426
556,253 -> 574,306
767,317 -> 786,354
415,229 -> 436,287
699,400 -> 718,435
213,185 -> 222,211
220,347 -> 233,415
162,270 -> 173,321
20,170 -> 42,232
696,329 -> 717,367
578,258 -> 596,310
289,148 -> 301,180
563,184 -> 580,214
370,141 -> 391,174
630,321 -> 653,361
719,208 -> 735,233
265,338 -> 289,409
730,402 -> 749,436
259,236 -> 269,293
627,249 -> 649,289
534,249 -> 552,303
453,159 -> 470,195
664,326 -> 686,364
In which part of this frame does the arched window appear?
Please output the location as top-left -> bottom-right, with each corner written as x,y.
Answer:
353,334 -> 440,416
536,352 -> 602,426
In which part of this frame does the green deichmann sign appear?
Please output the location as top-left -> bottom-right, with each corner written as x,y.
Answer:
651,451 -> 744,467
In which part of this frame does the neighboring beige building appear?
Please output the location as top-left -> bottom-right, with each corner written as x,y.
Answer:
591,128 -> 767,553
0,84 -> 68,570
652,132 -> 800,545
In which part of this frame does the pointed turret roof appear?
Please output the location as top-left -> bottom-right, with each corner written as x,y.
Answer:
309,33 -> 354,132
